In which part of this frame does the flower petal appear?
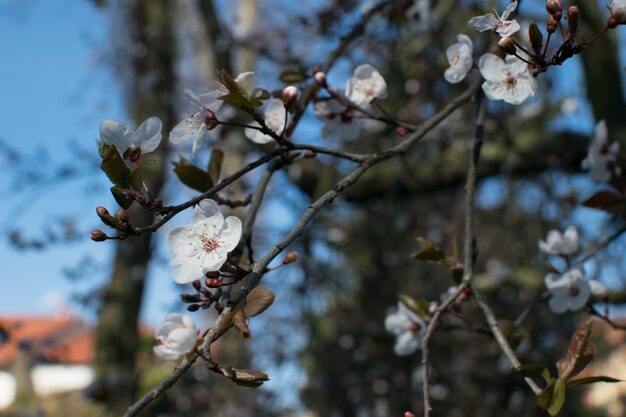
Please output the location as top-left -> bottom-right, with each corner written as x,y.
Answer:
100,119 -> 132,151
220,216 -> 243,252
135,116 -> 163,153
478,54 -> 507,82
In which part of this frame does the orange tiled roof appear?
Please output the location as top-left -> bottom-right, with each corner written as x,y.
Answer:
0,314 -> 94,367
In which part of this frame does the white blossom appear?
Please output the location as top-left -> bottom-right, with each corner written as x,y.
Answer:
314,96 -> 361,140
444,34 -> 473,84
581,120 -> 620,183
384,301 -> 426,356
545,268 -> 590,314
170,72 -> 254,156
167,199 -> 242,284
610,0 -> 626,23
345,64 -> 387,109
244,98 -> 287,144
154,314 -> 198,360
478,53 -> 536,105
469,1 -> 520,37
538,226 -> 578,256
99,117 -> 162,158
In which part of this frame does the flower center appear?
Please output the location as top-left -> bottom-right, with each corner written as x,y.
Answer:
569,285 -> 580,297
200,235 -> 220,253
505,74 -> 517,90
409,322 -> 422,335
450,53 -> 460,65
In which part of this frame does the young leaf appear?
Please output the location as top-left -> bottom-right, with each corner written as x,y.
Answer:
232,309 -> 251,338
556,320 -> 592,380
225,366 -> 270,388
547,378 -> 566,416
565,375 -> 622,388
279,69 -> 307,83
581,191 -> 624,213
517,364 -> 552,384
243,286 -> 275,318
110,187 -> 134,209
537,378 -> 556,410
100,144 -> 131,188
412,237 -> 447,264
528,22 -> 543,55
172,157 -> 214,192
207,149 -> 224,186
398,294 -> 428,317
219,93 -> 255,114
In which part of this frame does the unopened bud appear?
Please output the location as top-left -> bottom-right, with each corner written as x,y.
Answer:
282,85 -> 298,108
459,287 -> 472,302
152,198 -> 163,209
96,206 -> 117,228
546,15 -> 558,34
205,278 -> 222,288
205,270 -> 221,278
396,127 -> 409,137
192,279 -> 202,291
304,150 -> 317,159
404,412 -> 416,417
498,37 -> 517,55
282,251 -> 298,264
608,16 -> 620,29
567,6 -> 579,35
90,229 -> 108,242
428,302 -> 438,316
115,209 -> 129,224
545,0 -> 562,20
610,2 -> 626,24
314,71 -> 327,87
187,304 -> 201,312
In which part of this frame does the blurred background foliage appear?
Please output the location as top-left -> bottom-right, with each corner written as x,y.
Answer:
3,0 -> 626,416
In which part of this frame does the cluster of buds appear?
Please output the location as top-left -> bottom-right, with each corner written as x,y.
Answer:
182,276 -> 221,312
91,206 -> 133,241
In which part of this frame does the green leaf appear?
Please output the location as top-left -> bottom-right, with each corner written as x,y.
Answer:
172,157 -> 214,192
244,286 -> 275,318
218,69 -> 247,96
528,22 -> 544,56
207,149 -> 224,186
565,375 -> 622,388
517,364 -> 552,384
547,378 -> 566,416
412,237 -> 447,264
129,166 -> 145,190
537,378 -> 555,410
218,93 -> 255,113
99,144 -> 131,188
398,294 -> 428,317
279,69 -> 307,83
556,319 -> 592,380
110,187 -> 134,209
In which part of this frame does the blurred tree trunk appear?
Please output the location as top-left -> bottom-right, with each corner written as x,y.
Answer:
93,0 -> 176,414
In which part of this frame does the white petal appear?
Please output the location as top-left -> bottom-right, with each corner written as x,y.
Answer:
385,311 -> 411,335
264,98 -> 287,134
341,119 -> 361,140
346,64 -> 387,107
500,1 -> 518,21
220,216 -> 243,252
100,119 -> 132,152
135,116 -> 163,153
154,345 -> 180,360
234,71 -> 254,83
245,122 -> 274,144
468,14 -> 499,32
170,117 -> 199,144
192,199 -> 224,228
167,226 -> 195,262
589,280 -> 607,295
548,288 -> 570,314
394,331 -> 421,356
191,125 -> 209,156
172,262 -> 204,284
478,54 -> 507,82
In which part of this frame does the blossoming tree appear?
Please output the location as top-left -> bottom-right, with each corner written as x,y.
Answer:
8,0 -> 626,416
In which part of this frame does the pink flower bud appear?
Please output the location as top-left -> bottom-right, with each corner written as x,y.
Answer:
396,127 -> 409,137
282,86 -> 298,108
498,37 -> 517,55
546,15 -> 558,34
90,229 -> 108,242
545,0 -> 562,19
96,206 -> 110,217
610,1 -> 626,24
314,71 -> 327,87
205,278 -> 222,288
567,6 -> 579,35
282,251 -> 298,264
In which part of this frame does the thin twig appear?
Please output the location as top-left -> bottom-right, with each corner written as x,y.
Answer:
472,288 -> 542,395
421,88 -> 484,417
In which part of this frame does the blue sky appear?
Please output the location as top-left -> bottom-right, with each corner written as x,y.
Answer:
0,1 -> 181,325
